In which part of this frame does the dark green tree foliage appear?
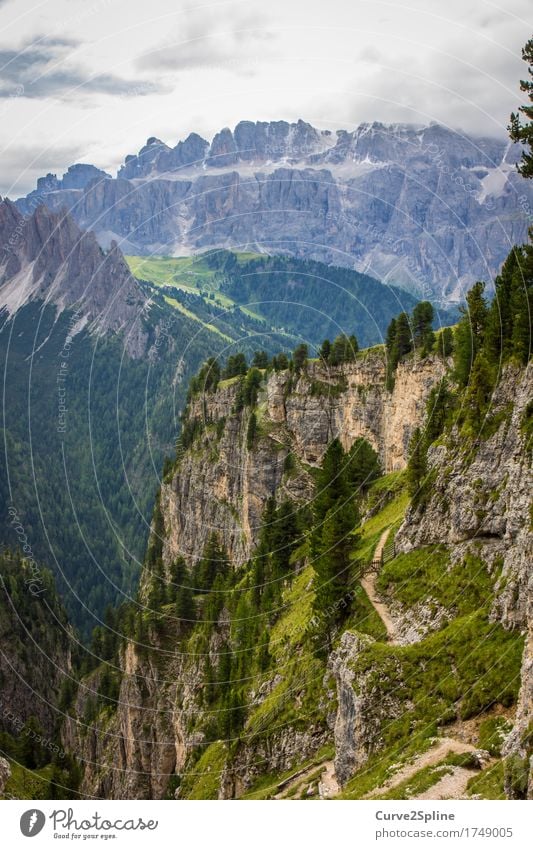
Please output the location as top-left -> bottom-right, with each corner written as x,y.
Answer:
19,717 -> 48,770
313,499 -> 358,651
406,427 -> 428,505
197,533 -> 229,592
311,439 -> 360,647
167,557 -> 196,626
312,438 -> 349,534
454,282 -> 488,387
394,312 -> 413,358
272,352 -> 290,371
250,496 -> 301,610
424,379 -> 452,445
246,411 -> 257,449
180,416 -> 203,449
243,367 -> 262,406
464,353 -> 495,431
292,343 -> 309,371
319,338 -> 331,362
328,334 -> 359,365
386,311 -> 413,387
485,246 -> 532,366
189,357 -> 220,394
345,438 -> 381,492
145,495 -> 164,568
268,500 -> 300,579
252,350 -> 269,368
439,327 -> 454,358
412,301 -> 435,353
509,37 -> 533,179
97,666 -> 120,704
223,352 -> 248,379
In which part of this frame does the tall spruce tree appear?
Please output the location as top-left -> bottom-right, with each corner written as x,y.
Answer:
509,37 -> 533,179
412,301 -> 435,352
454,281 -> 487,386
406,427 -> 428,504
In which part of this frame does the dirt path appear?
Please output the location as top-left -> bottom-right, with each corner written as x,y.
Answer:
365,737 -> 479,799
416,765 -> 477,800
274,759 -> 340,799
360,527 -> 397,641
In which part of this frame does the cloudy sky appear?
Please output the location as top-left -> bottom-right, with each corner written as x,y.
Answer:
0,0 -> 531,195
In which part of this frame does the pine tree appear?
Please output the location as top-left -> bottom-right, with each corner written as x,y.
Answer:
329,333 -> 359,365
175,581 -> 196,627
464,352 -> 494,431
345,437 -> 381,492
454,281 -> 487,386
273,352 -> 289,371
393,312 -> 413,361
197,534 -> 228,592
252,350 -> 269,368
439,326 -> 454,358
246,411 -> 257,449
312,438 -> 349,540
509,37 -> 533,179
509,244 -> 533,364
319,339 -> 331,363
484,250 -> 519,363
406,427 -> 428,504
312,496 -> 358,650
385,316 -> 397,389
292,343 -> 309,371
269,499 -> 299,578
412,301 -> 434,352
243,368 -> 262,405
424,379 -> 452,444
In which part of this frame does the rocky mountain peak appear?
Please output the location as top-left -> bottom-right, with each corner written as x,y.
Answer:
0,200 -> 147,355
14,119 -> 532,303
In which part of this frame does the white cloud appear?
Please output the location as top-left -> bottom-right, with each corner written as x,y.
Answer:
0,0 -> 531,194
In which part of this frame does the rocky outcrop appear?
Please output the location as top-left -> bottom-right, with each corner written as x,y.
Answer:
395,364 -> 532,614
15,121 -> 531,304
395,363 -> 532,798
0,757 -> 11,796
160,355 -> 444,567
63,354 -> 531,800
329,631 -> 404,784
0,199 -> 148,356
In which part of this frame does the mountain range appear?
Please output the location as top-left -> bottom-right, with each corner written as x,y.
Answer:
14,120 -> 532,305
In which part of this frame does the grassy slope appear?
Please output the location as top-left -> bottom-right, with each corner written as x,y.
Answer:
126,255 -> 264,322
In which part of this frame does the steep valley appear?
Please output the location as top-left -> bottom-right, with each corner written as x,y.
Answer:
55,335 -> 531,801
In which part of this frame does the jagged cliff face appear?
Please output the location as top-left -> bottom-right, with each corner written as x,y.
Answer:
64,353 -> 448,799
15,121 -> 532,304
395,363 -> 533,798
65,356 -> 531,801
160,354 -> 445,568
0,200 -> 148,356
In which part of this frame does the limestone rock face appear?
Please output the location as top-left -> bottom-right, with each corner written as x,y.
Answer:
0,757 -> 11,796
329,631 -> 403,785
396,363 -> 533,798
160,355 -> 444,568
16,121 -> 532,304
64,357 -> 531,799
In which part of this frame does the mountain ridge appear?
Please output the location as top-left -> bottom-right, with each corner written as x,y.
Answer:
14,120 -> 532,305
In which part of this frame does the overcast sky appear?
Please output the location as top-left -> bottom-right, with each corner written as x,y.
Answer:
0,0 -> 531,196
